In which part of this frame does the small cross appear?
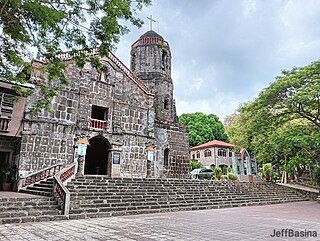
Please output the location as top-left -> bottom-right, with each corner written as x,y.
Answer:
147,15 -> 156,30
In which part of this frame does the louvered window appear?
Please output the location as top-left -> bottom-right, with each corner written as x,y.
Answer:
0,92 -> 14,131
0,92 -> 14,118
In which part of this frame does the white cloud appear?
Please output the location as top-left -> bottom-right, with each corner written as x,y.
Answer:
115,0 -> 320,121
242,0 -> 257,18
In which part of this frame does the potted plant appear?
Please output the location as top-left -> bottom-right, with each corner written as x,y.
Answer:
286,163 -> 296,183
1,166 -> 12,191
262,163 -> 272,182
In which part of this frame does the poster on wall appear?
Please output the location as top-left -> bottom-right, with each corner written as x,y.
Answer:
113,153 -> 121,164
77,144 -> 88,157
147,151 -> 154,161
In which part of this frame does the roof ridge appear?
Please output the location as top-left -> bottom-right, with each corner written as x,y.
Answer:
37,49 -> 153,95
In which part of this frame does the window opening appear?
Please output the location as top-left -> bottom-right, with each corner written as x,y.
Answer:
164,148 -> 170,166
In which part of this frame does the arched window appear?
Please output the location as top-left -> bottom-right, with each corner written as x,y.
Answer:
218,149 -> 227,157
204,149 -> 211,157
192,154 -> 195,160
196,151 -> 200,158
164,148 -> 170,166
164,98 -> 169,110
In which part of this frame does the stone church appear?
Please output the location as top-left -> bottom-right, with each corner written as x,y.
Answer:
0,30 -> 190,179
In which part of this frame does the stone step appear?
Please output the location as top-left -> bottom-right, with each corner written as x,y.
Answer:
0,203 -> 60,211
70,194 -> 303,204
64,177 -> 309,222
0,214 -> 68,225
33,182 -> 54,188
0,208 -> 61,219
69,198 -> 307,217
24,185 -> 53,192
19,188 -> 52,197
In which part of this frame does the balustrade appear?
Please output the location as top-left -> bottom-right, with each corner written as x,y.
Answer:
19,163 -> 63,189
0,117 -> 10,131
53,163 -> 76,215
89,118 -> 106,130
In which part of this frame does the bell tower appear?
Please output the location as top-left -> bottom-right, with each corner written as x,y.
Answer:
130,30 -> 177,123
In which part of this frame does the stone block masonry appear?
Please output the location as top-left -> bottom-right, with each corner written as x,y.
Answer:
16,30 -> 190,179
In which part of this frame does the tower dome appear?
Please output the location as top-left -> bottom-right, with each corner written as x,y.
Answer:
139,30 -> 164,40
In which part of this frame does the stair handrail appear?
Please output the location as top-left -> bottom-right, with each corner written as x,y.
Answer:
18,163 -> 64,190
53,162 -> 76,215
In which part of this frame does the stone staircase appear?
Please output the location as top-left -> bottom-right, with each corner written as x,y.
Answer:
0,195 -> 64,224
66,176 -> 309,219
0,176 -> 310,224
0,177 -> 65,224
19,177 -> 54,197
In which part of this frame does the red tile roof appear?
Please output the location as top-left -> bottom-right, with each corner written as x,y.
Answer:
189,140 -> 235,151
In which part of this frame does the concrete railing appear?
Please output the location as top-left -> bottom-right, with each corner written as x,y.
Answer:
19,163 -> 63,190
53,163 -> 76,215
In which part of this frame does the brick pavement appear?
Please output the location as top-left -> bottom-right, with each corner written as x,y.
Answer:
0,201 -> 319,241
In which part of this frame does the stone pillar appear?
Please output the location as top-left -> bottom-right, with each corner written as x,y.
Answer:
232,152 -> 238,175
146,160 -> 151,178
247,157 -> 252,175
253,158 -> 258,174
239,159 -> 245,175
76,156 -> 85,177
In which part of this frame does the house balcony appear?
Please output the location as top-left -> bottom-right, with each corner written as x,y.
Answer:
89,118 -> 106,131
0,117 -> 11,132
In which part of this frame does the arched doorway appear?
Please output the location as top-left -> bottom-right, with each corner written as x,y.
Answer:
84,136 -> 111,175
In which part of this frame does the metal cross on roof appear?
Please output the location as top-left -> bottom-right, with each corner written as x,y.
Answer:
147,15 -> 156,30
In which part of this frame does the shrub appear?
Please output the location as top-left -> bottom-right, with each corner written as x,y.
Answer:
214,167 -> 222,180
211,175 -> 218,180
262,163 -> 272,177
227,172 -> 237,181
222,166 -> 232,174
220,175 -> 228,180
189,160 -> 203,171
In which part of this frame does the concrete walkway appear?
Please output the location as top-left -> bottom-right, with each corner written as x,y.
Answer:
277,183 -> 320,193
0,201 -> 319,241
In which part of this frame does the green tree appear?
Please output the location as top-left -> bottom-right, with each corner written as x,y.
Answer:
0,0 -> 151,111
189,160 -> 203,171
227,60 -> 320,182
259,60 -> 320,127
179,112 -> 229,147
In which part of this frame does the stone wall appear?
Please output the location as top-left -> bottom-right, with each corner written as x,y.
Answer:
119,134 -> 150,178
17,32 -> 189,179
19,56 -> 155,175
154,121 -> 189,178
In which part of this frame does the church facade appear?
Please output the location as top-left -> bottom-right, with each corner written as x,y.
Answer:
1,30 -> 189,180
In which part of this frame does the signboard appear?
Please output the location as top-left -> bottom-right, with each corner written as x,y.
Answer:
77,144 -> 88,157
147,151 -> 154,161
113,153 -> 121,164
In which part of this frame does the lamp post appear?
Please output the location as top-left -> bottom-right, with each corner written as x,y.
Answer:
145,141 -> 156,178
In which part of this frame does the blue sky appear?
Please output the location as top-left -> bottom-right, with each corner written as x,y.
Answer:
114,0 -> 320,122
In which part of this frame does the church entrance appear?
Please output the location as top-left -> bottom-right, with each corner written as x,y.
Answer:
84,136 -> 111,175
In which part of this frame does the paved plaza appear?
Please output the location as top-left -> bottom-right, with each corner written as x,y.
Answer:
0,201 -> 319,241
